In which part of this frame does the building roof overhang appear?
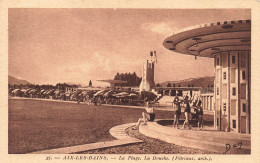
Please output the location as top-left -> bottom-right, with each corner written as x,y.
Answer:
97,80 -> 127,84
163,20 -> 251,58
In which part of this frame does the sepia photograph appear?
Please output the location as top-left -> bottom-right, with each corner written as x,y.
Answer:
6,7 -> 252,157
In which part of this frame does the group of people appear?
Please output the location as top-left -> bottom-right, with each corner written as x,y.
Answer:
173,93 -> 203,130
132,94 -> 204,130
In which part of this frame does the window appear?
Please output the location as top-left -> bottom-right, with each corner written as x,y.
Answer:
240,53 -> 246,67
241,84 -> 246,99
171,90 -> 176,96
223,103 -> 226,111
217,87 -> 219,95
217,118 -> 219,126
232,120 -> 236,128
243,103 -> 246,112
217,69 -> 220,83
165,90 -> 170,96
222,84 -> 227,99
177,90 -> 182,96
223,72 -> 226,80
217,57 -> 220,65
231,68 -> 236,83
232,87 -> 236,96
217,100 -> 220,111
231,100 -> 236,115
242,71 -> 246,80
223,54 -> 228,68
232,56 -> 236,64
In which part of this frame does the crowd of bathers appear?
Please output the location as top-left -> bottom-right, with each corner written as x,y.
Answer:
173,93 -> 203,130
133,94 -> 204,130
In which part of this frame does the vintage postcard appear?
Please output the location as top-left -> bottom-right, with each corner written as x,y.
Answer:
1,0 -> 260,163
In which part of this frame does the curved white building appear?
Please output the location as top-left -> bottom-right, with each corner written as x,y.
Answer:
163,20 -> 251,134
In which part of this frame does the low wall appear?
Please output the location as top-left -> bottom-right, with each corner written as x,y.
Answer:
156,119 -> 214,127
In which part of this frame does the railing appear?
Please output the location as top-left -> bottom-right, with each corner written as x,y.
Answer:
201,93 -> 214,112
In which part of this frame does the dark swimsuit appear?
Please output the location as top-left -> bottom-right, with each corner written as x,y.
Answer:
184,103 -> 191,113
175,105 -> 181,116
174,98 -> 181,116
148,113 -> 155,122
197,100 -> 203,115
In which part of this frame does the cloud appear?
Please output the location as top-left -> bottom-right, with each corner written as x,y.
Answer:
39,50 -> 144,86
60,51 -> 112,74
93,52 -> 111,73
142,22 -> 174,36
53,51 -> 113,84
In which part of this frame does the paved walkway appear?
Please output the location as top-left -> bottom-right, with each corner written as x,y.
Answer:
30,123 -> 142,154
139,120 -> 251,154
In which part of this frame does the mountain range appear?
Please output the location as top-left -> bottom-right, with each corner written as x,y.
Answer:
8,75 -> 31,85
8,75 -> 214,89
159,76 -> 214,88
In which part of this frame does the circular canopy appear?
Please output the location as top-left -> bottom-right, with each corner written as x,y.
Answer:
163,20 -> 251,58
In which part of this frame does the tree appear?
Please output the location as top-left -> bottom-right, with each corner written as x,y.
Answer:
35,84 -> 40,90
114,73 -> 119,80
167,83 -> 171,87
113,72 -> 141,87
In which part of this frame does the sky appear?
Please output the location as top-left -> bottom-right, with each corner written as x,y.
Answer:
8,8 -> 251,86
